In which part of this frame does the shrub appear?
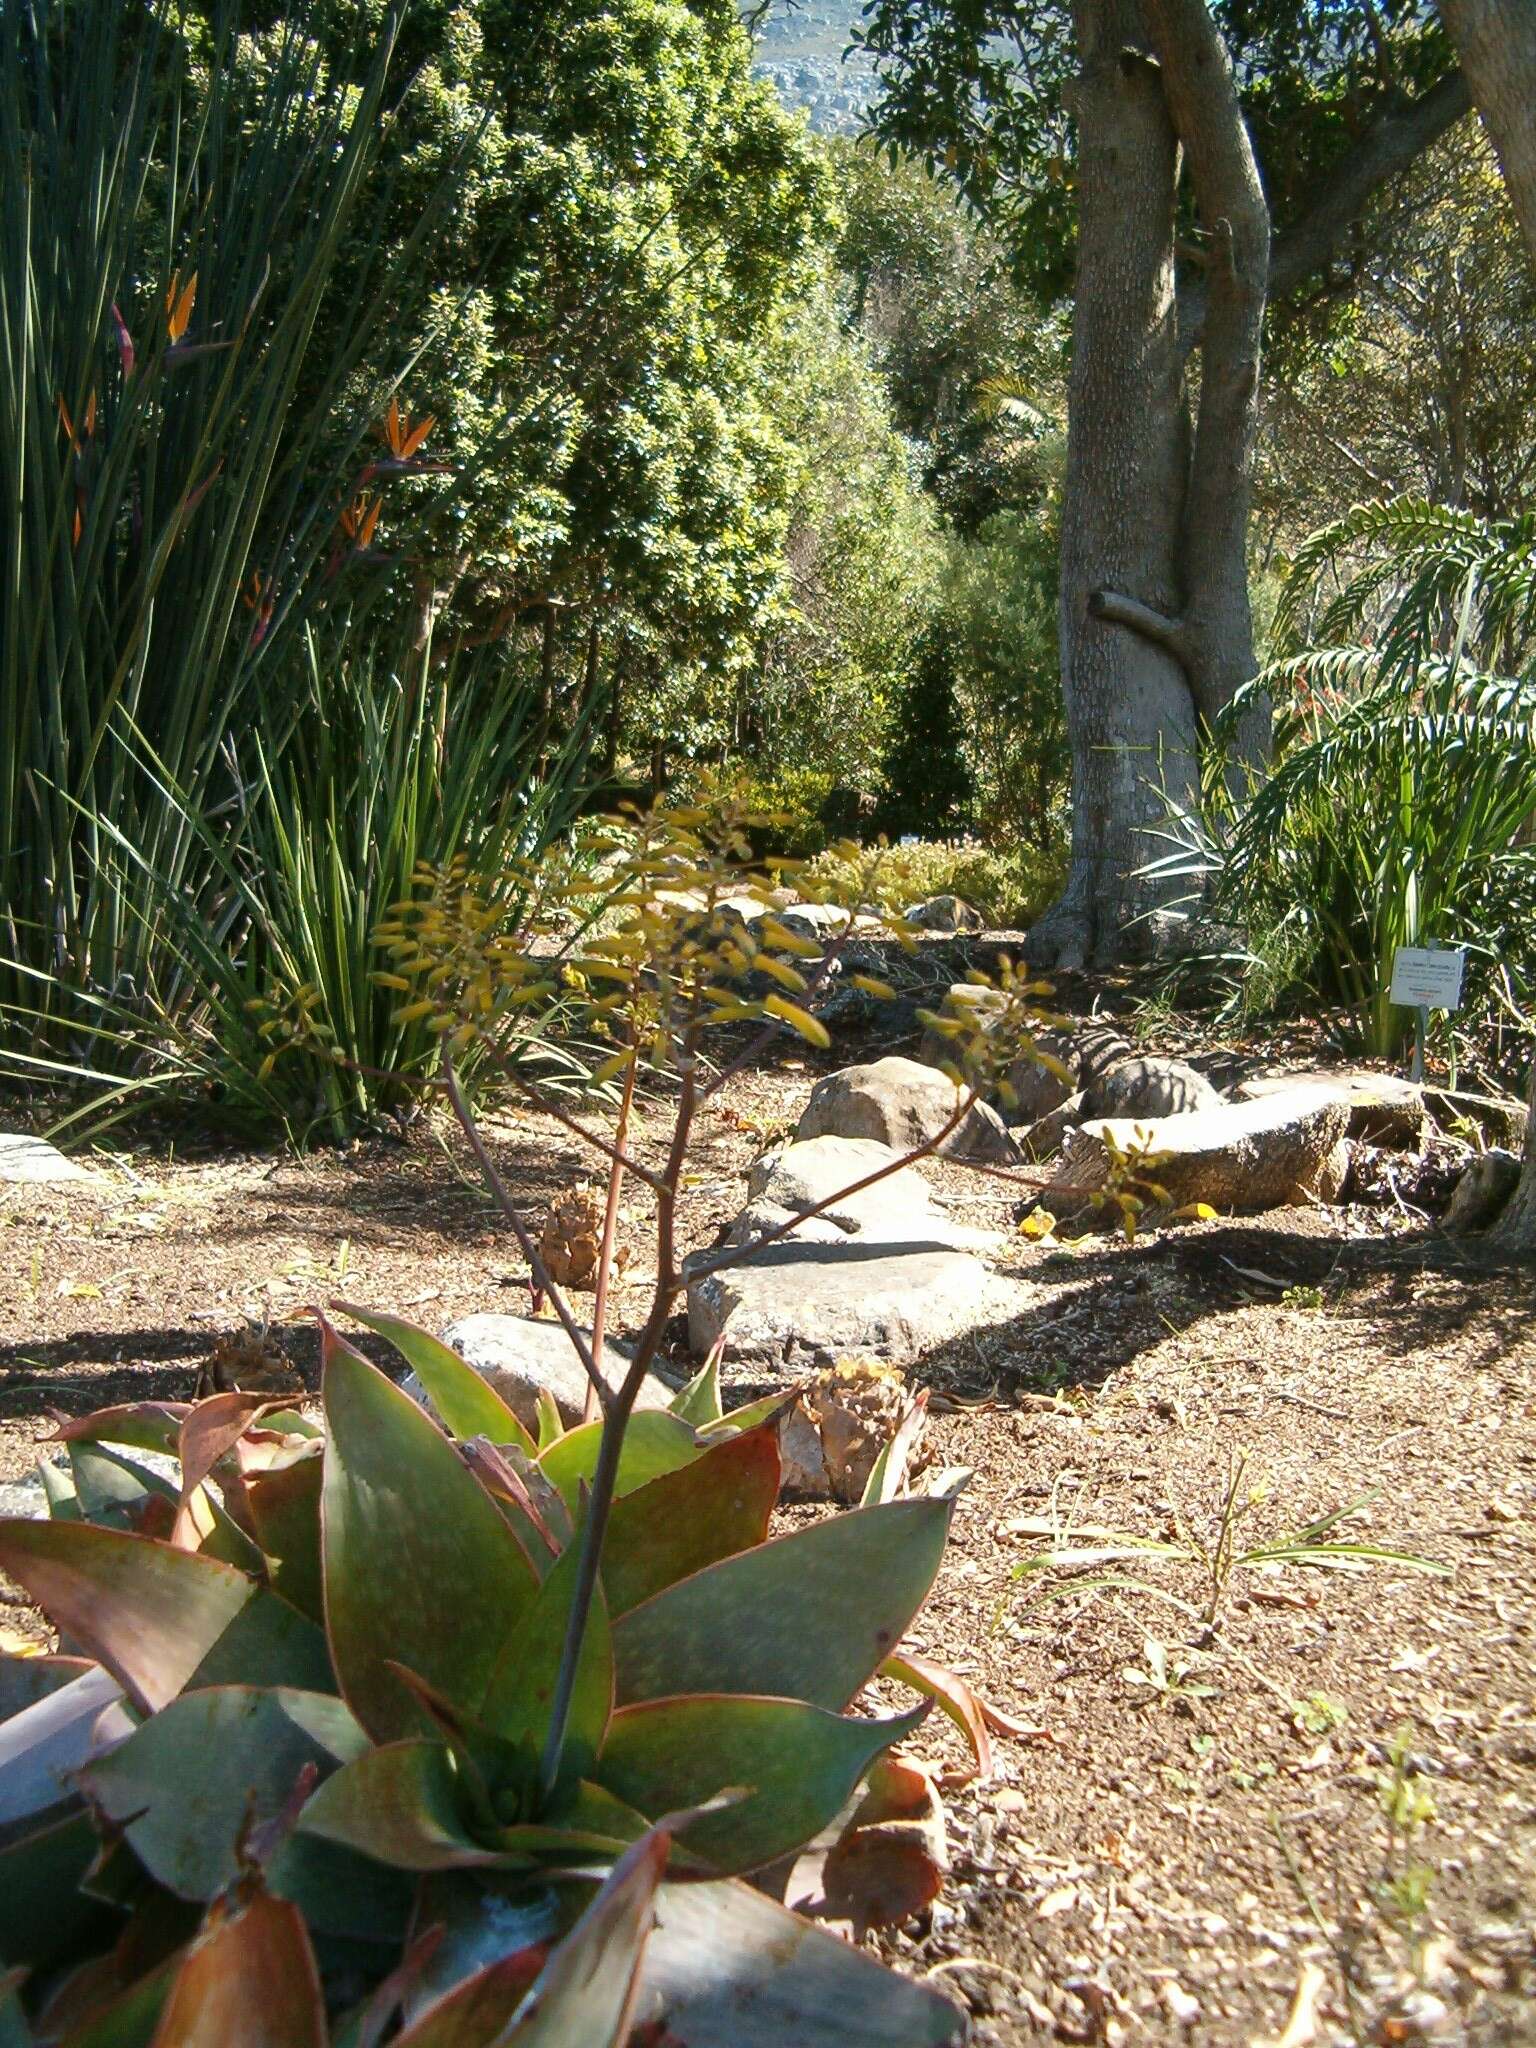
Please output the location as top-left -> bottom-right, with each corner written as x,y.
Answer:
0,0 -> 466,1089
808,835 -> 1067,929
1160,499 -> 1536,1056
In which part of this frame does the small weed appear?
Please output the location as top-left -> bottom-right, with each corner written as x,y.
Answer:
1291,1693 -> 1348,1737
1375,1728 -> 1438,1836
1281,1283 -> 1324,1310
1121,1634 -> 1219,1712
1010,1451 -> 1450,1628
1230,1759 -> 1276,1791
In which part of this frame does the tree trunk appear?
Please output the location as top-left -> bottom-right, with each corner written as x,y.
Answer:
1493,1057 -> 1536,1248
1147,0 -> 1270,775
1029,0 -> 1197,971
1440,0 -> 1536,263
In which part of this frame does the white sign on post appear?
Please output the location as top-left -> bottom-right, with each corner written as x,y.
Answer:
1389,946 -> 1466,1012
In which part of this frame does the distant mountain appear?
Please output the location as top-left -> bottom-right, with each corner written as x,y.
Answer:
748,2 -> 876,135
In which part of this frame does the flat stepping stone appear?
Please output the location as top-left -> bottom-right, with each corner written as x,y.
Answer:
687,1239 -> 996,1374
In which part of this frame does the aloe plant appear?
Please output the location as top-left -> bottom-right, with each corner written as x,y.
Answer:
0,1304 -> 972,2043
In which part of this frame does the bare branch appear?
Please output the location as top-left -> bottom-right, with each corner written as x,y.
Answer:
441,1059 -> 612,1414
1089,587 -> 1194,667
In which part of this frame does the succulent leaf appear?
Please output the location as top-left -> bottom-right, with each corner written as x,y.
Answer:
0,1519 -> 257,1715
481,1540 -> 613,1794
612,1497 -> 953,1712
599,1419 -> 780,1618
667,1347 -> 723,1427
597,1696 -> 929,1877
535,1411 -> 700,1514
495,1816 -> 671,2046
299,1739 -> 514,1873
243,1448 -> 325,1623
150,1881 -> 326,2048
319,1327 -> 538,1742
331,1304 -> 536,1458
77,1687 -> 368,1905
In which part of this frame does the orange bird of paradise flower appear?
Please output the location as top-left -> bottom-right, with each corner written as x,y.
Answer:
165,271 -> 197,344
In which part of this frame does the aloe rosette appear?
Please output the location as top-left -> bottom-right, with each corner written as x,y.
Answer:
0,1306 -> 966,2045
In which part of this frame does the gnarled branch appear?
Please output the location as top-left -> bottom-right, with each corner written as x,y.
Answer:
1088,587 -> 1194,668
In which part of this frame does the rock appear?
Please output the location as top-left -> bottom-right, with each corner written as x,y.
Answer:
1316,1137 -> 1355,1205
686,1239 -> 995,1372
1073,1022 -> 1137,1089
0,1135 -> 96,1185
743,1135 -> 979,1247
777,1359 -> 921,1502
1081,1056 -> 1222,1121
688,1134 -> 1008,1370
411,1314 -> 674,1432
1054,1084 -> 1354,1216
1234,1069 -> 1426,1147
795,1056 -> 1021,1163
774,901 -> 854,941
1018,1092 -> 1083,1161
903,893 -> 984,933
916,984 -> 1076,1125
1443,1148 -> 1522,1233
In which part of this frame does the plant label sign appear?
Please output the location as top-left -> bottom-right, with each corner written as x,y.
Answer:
1389,946 -> 1466,1012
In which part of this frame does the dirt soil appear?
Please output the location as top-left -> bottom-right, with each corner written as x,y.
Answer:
2,1027 -> 1533,2047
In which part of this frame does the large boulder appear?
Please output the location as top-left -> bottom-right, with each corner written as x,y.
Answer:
407,1314 -> 674,1431
1081,1056 -> 1222,1121
796,1056 -> 1020,1163
687,1134 -> 1005,1370
686,1239 -> 994,1373
741,1134 -> 980,1246
1053,1084 -> 1354,1216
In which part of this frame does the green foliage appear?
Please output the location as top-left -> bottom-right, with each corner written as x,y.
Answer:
304,0 -> 832,705
1163,498 -> 1536,1055
828,138 -> 1066,529
743,273 -> 943,799
856,1 -> 1453,309
51,622 -> 587,1142
0,0 -> 464,1093
930,508 -> 1069,850
808,835 -> 1066,930
1258,134 -> 1536,545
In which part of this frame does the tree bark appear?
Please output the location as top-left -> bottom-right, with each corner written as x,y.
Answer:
1030,3 -> 1462,969
1030,0 -> 1197,970
1440,0 -> 1536,264
1493,1056 -> 1536,1249
1146,0 -> 1270,774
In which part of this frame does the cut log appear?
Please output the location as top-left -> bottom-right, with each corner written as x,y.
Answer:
1054,1084 -> 1353,1215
